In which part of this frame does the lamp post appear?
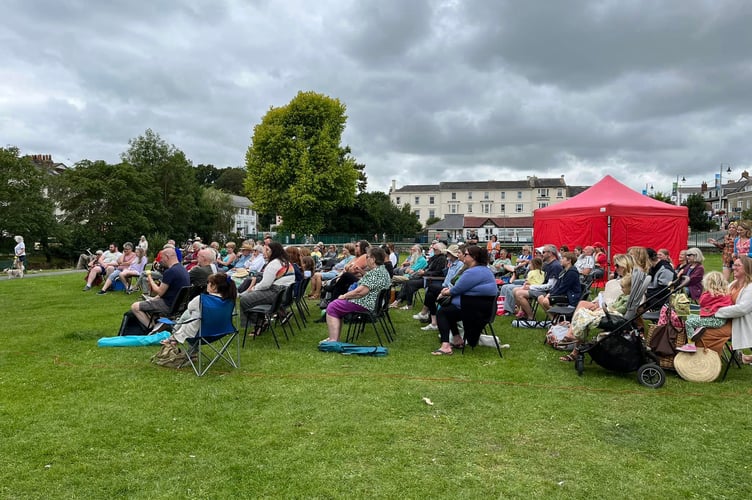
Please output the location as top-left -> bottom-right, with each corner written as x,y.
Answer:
675,175 -> 686,205
718,163 -> 732,215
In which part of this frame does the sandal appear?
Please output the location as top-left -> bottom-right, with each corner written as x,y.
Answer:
559,353 -> 576,362
451,341 -> 465,349
431,349 -> 453,356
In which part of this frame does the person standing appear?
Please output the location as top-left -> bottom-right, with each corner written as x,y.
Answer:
137,235 -> 149,256
13,236 -> 26,271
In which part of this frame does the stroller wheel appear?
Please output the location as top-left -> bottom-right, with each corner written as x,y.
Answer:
637,363 -> 666,389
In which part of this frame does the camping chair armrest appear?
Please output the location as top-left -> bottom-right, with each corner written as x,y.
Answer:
549,295 -> 569,306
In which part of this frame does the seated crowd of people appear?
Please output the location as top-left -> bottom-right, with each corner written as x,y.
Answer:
82,227 -> 752,368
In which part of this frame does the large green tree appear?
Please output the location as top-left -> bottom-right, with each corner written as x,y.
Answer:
325,191 -> 421,235
51,159 -> 156,250
245,91 -> 360,233
193,188 -> 237,241
214,167 -> 247,195
0,147 -> 56,250
684,193 -> 716,232
121,129 -> 201,239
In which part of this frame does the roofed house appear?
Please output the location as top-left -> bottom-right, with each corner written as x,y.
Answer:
230,195 -> 257,237
427,215 -> 534,243
389,175 -> 583,226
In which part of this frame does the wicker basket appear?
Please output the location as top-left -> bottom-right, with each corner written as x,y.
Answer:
645,324 -> 688,370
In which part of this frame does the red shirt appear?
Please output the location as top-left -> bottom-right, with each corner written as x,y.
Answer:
699,291 -> 734,317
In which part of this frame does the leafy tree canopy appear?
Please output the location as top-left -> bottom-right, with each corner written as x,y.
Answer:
324,192 -> 420,235
0,147 -> 56,247
121,129 -> 201,240
214,167 -> 247,195
245,91 -> 360,233
684,193 -> 716,232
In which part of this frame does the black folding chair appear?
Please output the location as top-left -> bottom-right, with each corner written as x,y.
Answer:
457,293 -> 503,358
242,286 -> 289,349
344,288 -> 393,346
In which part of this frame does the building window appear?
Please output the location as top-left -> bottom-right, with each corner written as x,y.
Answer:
557,188 -> 564,198
517,191 -> 522,199
467,204 -> 473,213
501,191 -> 506,200
482,203 -> 491,214
484,191 -> 490,200
451,192 -> 457,200
429,196 -> 435,204
467,191 -> 473,200
414,209 -> 420,218
429,209 -> 435,219
538,202 -> 549,208
538,188 -> 549,198
515,203 -> 523,213
450,204 -> 457,214
500,204 -> 505,213
415,196 -> 420,205
396,197 -> 401,205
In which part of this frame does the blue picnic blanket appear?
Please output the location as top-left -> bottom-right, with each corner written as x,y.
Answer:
318,341 -> 388,356
98,331 -> 171,347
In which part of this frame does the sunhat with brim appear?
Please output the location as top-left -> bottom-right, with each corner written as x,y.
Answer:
241,243 -> 254,251
674,349 -> 722,382
446,245 -> 460,257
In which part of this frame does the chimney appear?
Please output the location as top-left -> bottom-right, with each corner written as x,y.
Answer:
701,181 -> 708,193
390,179 -> 396,193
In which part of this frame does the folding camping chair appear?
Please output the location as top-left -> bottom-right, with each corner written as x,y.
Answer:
182,294 -> 240,376
456,293 -> 504,358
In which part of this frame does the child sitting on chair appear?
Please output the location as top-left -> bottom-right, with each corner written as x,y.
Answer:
678,271 -> 732,352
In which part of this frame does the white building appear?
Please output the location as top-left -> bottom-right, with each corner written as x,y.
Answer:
230,195 -> 257,236
388,176 -> 586,226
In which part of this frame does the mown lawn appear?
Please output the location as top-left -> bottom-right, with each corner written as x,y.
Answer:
1,258 -> 751,498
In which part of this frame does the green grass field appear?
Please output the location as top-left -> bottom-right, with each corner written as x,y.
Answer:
2,255 -> 751,498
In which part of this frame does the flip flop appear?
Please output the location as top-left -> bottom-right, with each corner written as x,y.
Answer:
451,342 -> 465,349
431,349 -> 453,356
559,353 -> 576,362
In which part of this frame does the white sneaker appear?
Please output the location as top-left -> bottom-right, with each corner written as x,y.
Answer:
421,324 -> 438,331
413,312 -> 429,320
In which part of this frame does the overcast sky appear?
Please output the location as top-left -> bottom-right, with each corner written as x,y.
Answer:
3,0 -> 751,196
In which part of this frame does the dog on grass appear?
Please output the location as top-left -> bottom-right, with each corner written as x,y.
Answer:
5,258 -> 24,279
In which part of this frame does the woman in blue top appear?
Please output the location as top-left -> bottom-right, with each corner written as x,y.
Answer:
432,245 -> 497,355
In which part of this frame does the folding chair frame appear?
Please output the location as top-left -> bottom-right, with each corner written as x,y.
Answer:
183,294 -> 240,377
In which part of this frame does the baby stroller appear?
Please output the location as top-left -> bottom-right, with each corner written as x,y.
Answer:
572,269 -> 674,388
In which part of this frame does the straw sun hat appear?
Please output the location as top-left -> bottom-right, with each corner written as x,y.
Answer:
673,349 -> 722,383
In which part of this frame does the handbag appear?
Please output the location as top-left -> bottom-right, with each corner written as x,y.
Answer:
648,322 -> 680,357
437,294 -> 452,307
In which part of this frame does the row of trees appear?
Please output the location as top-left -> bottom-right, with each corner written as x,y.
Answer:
1,92 -> 422,260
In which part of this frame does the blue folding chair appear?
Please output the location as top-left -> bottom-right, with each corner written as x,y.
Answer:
184,294 -> 240,376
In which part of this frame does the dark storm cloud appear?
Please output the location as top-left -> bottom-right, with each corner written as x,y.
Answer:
2,0 -> 752,194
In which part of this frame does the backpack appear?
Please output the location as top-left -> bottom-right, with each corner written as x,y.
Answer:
150,343 -> 190,368
117,311 -> 150,336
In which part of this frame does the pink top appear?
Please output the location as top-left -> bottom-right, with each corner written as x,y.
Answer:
699,291 -> 734,317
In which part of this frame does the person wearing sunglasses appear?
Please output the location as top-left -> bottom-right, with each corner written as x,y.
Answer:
676,247 -> 705,301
